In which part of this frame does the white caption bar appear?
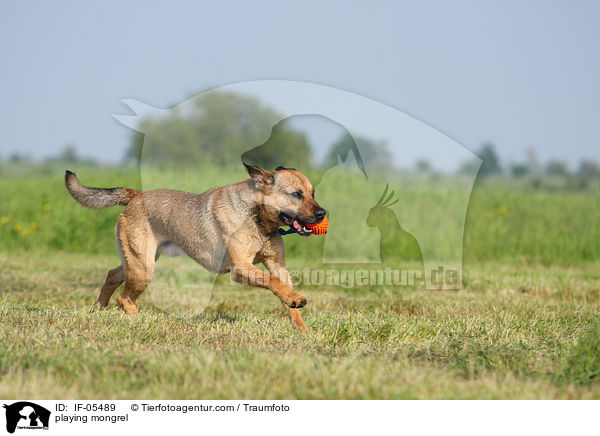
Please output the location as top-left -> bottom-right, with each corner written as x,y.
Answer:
0,400 -> 596,436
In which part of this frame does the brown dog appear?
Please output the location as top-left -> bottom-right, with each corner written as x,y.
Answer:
65,164 -> 326,331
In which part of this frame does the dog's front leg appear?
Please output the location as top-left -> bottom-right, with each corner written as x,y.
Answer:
263,258 -> 308,332
230,262 -> 307,310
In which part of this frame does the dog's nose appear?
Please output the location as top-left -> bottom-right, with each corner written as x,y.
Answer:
314,208 -> 326,221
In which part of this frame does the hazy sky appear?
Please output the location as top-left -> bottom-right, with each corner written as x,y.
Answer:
1,1 -> 599,170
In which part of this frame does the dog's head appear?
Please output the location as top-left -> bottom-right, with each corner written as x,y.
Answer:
244,163 -> 326,236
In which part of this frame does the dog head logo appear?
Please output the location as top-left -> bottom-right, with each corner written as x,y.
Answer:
113,80 -> 480,316
3,402 -> 50,433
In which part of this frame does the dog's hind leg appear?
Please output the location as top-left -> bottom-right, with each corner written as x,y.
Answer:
94,265 -> 125,308
115,213 -> 157,315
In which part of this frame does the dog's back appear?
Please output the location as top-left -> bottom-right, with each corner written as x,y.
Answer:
65,171 -> 256,273
131,188 -> 232,273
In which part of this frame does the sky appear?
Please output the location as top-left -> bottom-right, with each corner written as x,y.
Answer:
1,0 -> 599,171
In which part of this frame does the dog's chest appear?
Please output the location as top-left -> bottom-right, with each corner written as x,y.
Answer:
156,241 -> 186,258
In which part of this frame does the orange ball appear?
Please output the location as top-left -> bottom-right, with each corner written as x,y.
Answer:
305,215 -> 328,235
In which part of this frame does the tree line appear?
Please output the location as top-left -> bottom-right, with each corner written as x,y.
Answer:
4,91 -> 598,186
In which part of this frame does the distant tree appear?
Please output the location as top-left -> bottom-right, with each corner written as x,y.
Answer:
415,159 -> 432,172
526,148 -> 541,176
9,153 -> 30,163
44,143 -> 96,165
241,119 -> 312,170
509,163 -> 529,178
545,160 -> 569,177
59,144 -> 78,162
476,142 -> 501,177
457,159 -> 480,175
125,132 -> 144,163
127,92 -> 311,169
324,133 -> 391,170
577,160 -> 600,179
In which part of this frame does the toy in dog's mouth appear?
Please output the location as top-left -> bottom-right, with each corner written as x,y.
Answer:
278,212 -> 313,236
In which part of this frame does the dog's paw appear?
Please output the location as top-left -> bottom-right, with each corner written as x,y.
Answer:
287,294 -> 307,309
117,295 -> 139,315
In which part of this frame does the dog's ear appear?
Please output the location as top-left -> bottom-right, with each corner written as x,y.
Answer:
243,163 -> 274,190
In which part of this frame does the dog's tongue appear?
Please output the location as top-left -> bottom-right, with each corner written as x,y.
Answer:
293,220 -> 301,230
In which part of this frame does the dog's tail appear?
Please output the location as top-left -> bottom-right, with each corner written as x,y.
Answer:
65,170 -> 140,209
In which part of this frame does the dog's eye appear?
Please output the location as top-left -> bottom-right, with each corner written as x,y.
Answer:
291,191 -> 303,200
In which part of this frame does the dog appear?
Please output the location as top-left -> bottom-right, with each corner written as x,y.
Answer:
64,164 -> 326,331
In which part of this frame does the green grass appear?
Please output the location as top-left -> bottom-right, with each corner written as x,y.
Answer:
0,166 -> 598,262
1,251 -> 599,399
1,167 -> 599,398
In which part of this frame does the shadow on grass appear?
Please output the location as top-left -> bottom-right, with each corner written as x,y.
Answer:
146,303 -> 240,324
195,312 -> 240,324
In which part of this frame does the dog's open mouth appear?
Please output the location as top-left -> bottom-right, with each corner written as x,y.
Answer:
279,212 -> 313,236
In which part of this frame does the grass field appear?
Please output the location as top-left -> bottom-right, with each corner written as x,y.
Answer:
1,166 -> 599,399
1,252 -> 599,399
1,166 -> 598,262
